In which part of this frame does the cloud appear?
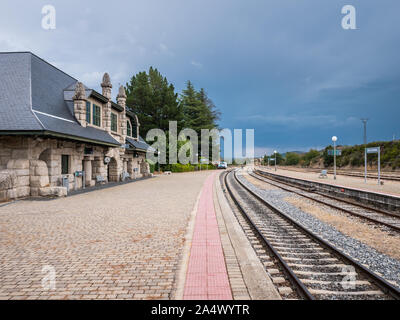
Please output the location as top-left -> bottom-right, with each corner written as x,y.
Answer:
157,43 -> 174,57
79,71 -> 103,88
241,114 -> 358,128
253,146 -> 324,157
191,60 -> 203,69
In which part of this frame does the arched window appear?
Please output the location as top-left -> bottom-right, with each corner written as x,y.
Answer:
127,120 -> 132,137
132,116 -> 138,139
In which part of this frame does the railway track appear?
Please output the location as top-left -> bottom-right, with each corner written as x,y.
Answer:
273,166 -> 400,181
251,169 -> 400,233
222,169 -> 400,300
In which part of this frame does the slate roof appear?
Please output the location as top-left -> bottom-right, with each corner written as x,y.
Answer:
35,112 -> 121,146
0,52 -> 43,130
126,136 -> 153,152
0,52 -> 120,146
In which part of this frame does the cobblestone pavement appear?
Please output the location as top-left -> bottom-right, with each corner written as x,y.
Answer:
0,171 -> 213,300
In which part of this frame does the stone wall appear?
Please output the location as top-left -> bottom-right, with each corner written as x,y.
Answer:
0,135 -> 150,202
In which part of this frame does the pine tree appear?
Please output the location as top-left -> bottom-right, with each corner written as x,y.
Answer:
125,67 -> 183,137
180,81 -> 219,135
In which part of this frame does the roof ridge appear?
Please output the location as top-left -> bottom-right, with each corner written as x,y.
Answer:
0,51 -> 79,82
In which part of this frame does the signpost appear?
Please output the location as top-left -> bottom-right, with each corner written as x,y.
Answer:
327,150 -> 342,156
74,170 -> 85,190
366,147 -> 381,185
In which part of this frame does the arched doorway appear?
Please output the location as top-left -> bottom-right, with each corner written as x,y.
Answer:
38,148 -> 52,176
107,157 -> 118,182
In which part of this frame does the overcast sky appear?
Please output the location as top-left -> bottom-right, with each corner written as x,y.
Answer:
1,1 -> 399,156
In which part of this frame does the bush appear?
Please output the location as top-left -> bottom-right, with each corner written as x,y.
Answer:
286,152 -> 300,165
149,162 -> 155,173
169,163 -> 216,172
303,149 -> 321,166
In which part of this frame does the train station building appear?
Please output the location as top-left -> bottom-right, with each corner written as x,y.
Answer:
0,52 -> 151,202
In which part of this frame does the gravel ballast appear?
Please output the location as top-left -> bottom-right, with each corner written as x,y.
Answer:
237,170 -> 400,289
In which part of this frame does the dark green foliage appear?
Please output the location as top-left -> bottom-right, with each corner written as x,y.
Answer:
269,152 -> 284,165
288,141 -> 400,169
125,70 -> 220,171
302,149 -> 321,166
125,67 -> 184,138
285,152 -> 300,165
180,81 -> 220,133
262,154 -> 268,165
169,163 -> 215,172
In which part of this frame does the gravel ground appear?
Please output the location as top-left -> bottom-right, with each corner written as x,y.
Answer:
259,167 -> 400,196
237,170 -> 400,289
284,196 -> 400,260
0,171 -> 212,300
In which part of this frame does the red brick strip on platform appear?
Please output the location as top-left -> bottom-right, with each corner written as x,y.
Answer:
183,172 -> 233,300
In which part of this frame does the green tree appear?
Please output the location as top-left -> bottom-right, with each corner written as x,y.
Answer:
125,67 -> 183,137
180,81 -> 219,133
286,152 -> 300,165
180,81 -> 220,160
270,152 -> 284,165
262,155 -> 268,165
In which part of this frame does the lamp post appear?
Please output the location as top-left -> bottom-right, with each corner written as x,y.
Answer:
332,136 -> 337,180
196,153 -> 200,171
361,119 -> 368,183
156,151 -> 160,173
274,150 -> 277,172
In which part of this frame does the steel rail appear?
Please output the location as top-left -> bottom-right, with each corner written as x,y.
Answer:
268,166 -> 400,182
255,169 -> 400,218
233,169 -> 400,300
252,170 -> 400,233
223,170 -> 315,300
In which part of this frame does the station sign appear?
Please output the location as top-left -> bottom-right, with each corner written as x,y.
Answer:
74,171 -> 84,177
328,150 -> 342,156
366,147 -> 380,154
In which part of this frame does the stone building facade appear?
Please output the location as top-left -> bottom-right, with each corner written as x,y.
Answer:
0,52 -> 151,202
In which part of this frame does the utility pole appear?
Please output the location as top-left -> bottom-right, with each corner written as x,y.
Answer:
361,119 -> 369,183
332,136 -> 337,180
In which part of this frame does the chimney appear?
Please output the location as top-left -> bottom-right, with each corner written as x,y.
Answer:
101,73 -> 112,99
117,85 -> 127,139
117,85 -> 127,108
72,82 -> 87,127
101,73 -> 112,133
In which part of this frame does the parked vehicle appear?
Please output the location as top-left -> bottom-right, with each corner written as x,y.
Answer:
217,161 -> 228,169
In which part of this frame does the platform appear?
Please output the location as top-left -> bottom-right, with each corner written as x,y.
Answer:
177,171 -> 281,300
259,167 -> 400,197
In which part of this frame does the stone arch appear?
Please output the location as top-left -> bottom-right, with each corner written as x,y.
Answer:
38,148 -> 52,176
107,157 -> 118,182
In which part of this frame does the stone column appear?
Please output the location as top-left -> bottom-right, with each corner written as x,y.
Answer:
101,73 -> 112,133
117,85 -> 127,141
73,82 -> 87,127
83,158 -> 92,187
123,160 -> 128,173
127,159 -> 133,178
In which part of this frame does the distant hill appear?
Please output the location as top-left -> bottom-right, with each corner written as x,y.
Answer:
281,151 -> 306,157
280,141 -> 400,170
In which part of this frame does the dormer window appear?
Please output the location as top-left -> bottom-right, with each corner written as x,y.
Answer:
93,104 -> 101,126
127,120 -> 132,137
86,101 -> 91,123
111,112 -> 118,132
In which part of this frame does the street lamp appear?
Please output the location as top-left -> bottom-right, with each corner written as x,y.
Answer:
274,150 -> 277,172
156,150 -> 160,173
196,153 -> 200,171
332,136 -> 337,180
361,119 -> 369,183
